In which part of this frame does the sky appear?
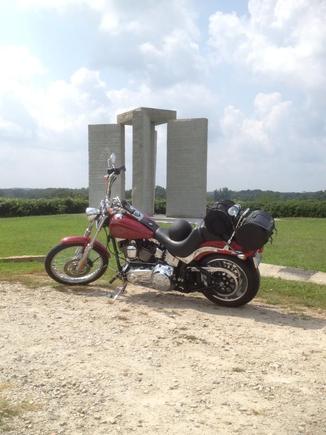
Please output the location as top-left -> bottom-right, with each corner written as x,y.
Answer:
0,0 -> 325,192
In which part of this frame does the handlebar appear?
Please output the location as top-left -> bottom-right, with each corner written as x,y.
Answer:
107,165 -> 126,175
121,199 -> 143,219
121,199 -> 135,213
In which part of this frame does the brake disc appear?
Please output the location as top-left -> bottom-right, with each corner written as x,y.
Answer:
63,260 -> 91,277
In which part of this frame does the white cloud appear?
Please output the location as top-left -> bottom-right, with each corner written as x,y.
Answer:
16,0 -> 105,11
209,0 -> 326,88
0,144 -> 87,188
1,1 -> 325,192
0,45 -> 45,90
0,117 -> 25,140
207,90 -> 326,191
30,68 -> 110,134
219,92 -> 292,155
139,29 -> 206,86
16,0 -> 203,87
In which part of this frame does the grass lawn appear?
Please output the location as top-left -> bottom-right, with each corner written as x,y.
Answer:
260,218 -> 326,272
0,214 -> 87,257
1,215 -> 325,271
259,277 -> 326,310
0,214 -> 325,311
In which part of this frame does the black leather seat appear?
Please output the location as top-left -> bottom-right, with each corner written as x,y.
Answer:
154,227 -> 203,258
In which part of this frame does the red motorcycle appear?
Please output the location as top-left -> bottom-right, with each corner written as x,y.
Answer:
45,154 -> 274,307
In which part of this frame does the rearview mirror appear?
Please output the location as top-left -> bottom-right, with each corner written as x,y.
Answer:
108,152 -> 116,168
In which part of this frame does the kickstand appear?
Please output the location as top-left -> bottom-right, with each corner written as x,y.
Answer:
108,281 -> 128,301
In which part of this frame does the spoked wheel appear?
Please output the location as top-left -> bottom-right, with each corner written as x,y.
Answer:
45,242 -> 108,285
200,254 -> 260,307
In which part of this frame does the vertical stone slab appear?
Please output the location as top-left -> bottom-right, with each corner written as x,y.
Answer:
117,107 -> 176,216
132,111 -> 156,215
166,118 -> 208,217
88,124 -> 125,207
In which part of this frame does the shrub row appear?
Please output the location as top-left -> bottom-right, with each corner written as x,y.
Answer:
0,198 -> 88,218
239,200 -> 326,218
1,198 -> 325,218
154,199 -> 167,215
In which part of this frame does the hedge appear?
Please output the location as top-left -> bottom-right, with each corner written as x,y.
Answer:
238,200 -> 326,218
0,198 -> 88,218
1,198 -> 326,218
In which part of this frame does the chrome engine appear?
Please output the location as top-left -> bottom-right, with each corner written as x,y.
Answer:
126,264 -> 174,291
151,264 -> 174,291
119,239 -> 176,291
119,240 -> 159,262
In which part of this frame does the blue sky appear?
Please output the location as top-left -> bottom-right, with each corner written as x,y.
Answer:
0,0 -> 325,191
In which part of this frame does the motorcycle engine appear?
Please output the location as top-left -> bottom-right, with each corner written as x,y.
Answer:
119,239 -> 157,262
125,263 -> 174,291
119,240 -> 174,291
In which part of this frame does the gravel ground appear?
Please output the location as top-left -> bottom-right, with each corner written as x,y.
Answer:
0,281 -> 325,434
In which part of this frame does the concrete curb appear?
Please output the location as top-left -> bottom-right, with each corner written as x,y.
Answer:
259,263 -> 326,286
0,255 -> 45,263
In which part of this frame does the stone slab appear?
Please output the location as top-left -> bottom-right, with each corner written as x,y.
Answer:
166,118 -> 208,218
117,107 -> 176,125
88,124 -> 125,207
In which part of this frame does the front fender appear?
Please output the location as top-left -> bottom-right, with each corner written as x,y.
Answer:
60,236 -> 109,259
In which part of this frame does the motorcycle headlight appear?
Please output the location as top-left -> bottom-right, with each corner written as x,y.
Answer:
86,207 -> 100,222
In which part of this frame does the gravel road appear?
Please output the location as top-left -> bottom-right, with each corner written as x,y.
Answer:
0,281 -> 325,434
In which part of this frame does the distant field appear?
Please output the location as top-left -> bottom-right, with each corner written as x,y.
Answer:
0,215 -> 325,310
0,215 -> 325,272
262,218 -> 326,272
0,214 -> 87,257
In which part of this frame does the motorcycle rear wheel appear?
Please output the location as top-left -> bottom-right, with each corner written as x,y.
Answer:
45,242 -> 108,285
200,254 -> 260,307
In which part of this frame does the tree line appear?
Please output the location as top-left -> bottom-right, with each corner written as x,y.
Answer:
0,186 -> 325,218
0,188 -> 88,199
1,186 -> 325,201
209,187 -> 326,202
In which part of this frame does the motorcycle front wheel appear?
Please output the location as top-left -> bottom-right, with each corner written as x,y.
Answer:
45,242 -> 108,285
200,254 -> 260,307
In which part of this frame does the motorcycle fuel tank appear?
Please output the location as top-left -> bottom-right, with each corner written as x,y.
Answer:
109,213 -> 154,240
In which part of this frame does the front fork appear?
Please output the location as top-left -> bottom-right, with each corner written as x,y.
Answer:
76,215 -> 128,300
76,215 -> 107,272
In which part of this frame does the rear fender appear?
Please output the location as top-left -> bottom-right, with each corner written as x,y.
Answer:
192,241 -> 255,262
193,247 -> 237,263
60,236 -> 109,259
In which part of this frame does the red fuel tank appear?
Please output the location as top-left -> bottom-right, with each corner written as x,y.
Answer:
109,213 -> 154,240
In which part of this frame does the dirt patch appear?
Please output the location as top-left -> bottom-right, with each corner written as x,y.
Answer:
0,281 -> 325,434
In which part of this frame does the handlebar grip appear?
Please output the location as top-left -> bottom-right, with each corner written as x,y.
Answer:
121,199 -> 132,210
107,165 -> 126,175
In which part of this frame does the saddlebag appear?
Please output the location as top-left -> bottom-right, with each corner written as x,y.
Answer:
234,210 -> 274,251
204,201 -> 235,241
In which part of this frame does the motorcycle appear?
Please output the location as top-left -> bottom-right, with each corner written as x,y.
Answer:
45,153 -> 274,307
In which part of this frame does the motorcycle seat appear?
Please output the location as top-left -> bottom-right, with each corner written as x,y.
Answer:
154,227 -> 203,258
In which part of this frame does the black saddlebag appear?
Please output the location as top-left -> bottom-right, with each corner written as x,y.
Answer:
204,201 -> 235,241
234,210 -> 274,251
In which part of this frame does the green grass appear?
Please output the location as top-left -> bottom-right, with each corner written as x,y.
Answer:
1,215 -> 325,271
259,277 -> 326,310
0,214 -> 87,257
0,261 -> 45,279
0,214 -> 325,310
261,218 -> 326,272
0,214 -> 89,279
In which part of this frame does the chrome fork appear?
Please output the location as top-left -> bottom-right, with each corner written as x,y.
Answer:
76,215 -> 107,272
